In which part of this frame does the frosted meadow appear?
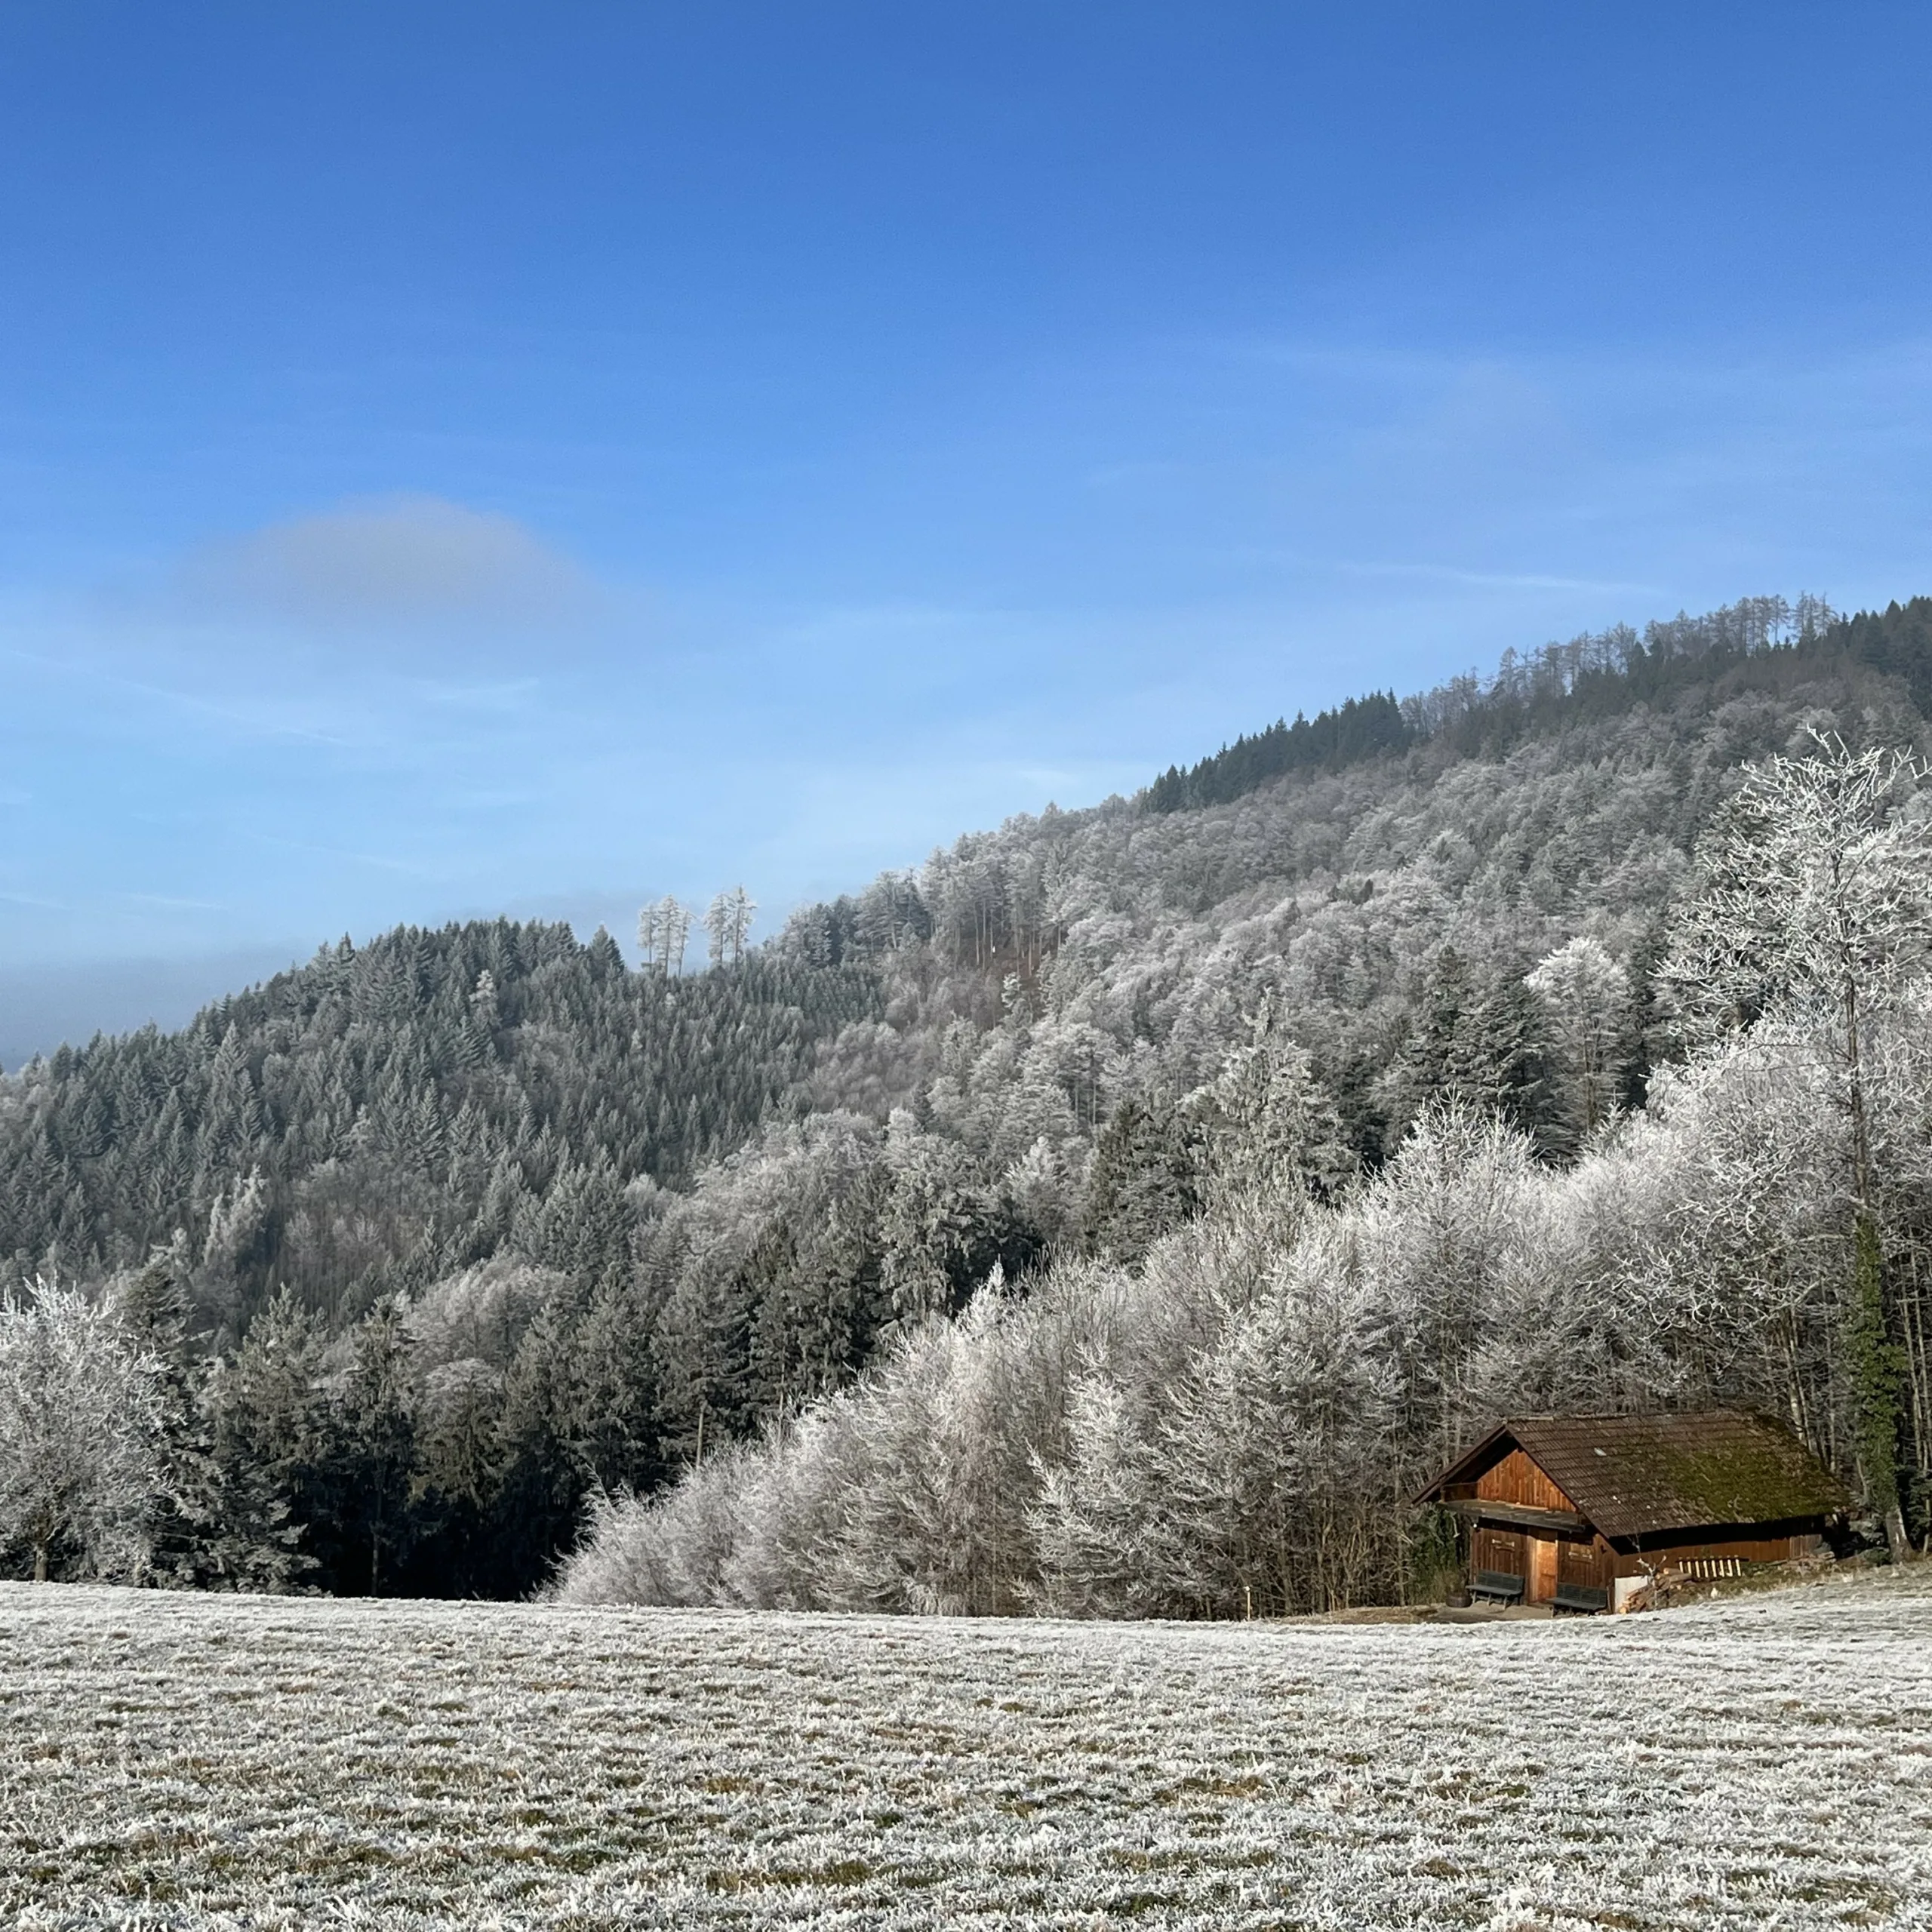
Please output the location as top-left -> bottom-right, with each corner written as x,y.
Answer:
4,1565 -> 1929,1930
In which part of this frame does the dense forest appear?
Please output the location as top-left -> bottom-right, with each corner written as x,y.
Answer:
6,592 -> 1932,1602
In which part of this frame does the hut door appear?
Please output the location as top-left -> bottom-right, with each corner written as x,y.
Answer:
1472,1528 -> 1524,1583
1527,1537 -> 1558,1603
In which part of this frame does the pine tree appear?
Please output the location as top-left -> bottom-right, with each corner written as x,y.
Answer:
488,1302 -> 592,1594
337,1297 -> 419,1595
1081,1092 -> 1198,1265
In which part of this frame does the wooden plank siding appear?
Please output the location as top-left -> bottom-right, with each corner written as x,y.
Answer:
1611,1529 -> 1824,1572
1470,1509 -> 1814,1595
1472,1527 -> 1525,1582
1472,1447 -> 1579,1515
1471,1524 -> 1613,1601
1558,1537 -> 1612,1592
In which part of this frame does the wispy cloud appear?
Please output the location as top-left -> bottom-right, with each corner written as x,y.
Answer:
234,827 -> 441,875
1331,561 -> 1659,597
3,639 -> 362,746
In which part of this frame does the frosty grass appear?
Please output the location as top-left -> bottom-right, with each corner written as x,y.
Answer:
2,1567 -> 1928,1930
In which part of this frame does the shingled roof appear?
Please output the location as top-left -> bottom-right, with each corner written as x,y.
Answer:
1426,1410 -> 1847,1541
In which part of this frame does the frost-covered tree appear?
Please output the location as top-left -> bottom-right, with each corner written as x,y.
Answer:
1149,1226 -> 1397,1615
337,1296 -> 418,1594
646,895 -> 693,975
725,885 -> 756,963
195,1164 -> 272,1334
113,1247 -> 303,1591
1029,1374 -> 1177,1618
1190,1018 -> 1355,1212
469,968 -> 500,1031
705,885 -> 758,968
1527,936 -> 1630,1143
0,1279 -> 164,1581
1081,1091 -> 1198,1264
1664,734 -> 1932,1552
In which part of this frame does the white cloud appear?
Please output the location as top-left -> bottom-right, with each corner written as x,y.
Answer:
173,495 -> 604,631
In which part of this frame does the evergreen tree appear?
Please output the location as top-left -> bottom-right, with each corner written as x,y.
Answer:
115,1245 -> 302,1589
488,1302 -> 592,1595
336,1297 -> 419,1595
1466,972 -> 1560,1153
1081,1093 -> 1198,1265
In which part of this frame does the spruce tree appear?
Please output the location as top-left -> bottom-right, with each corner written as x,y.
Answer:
1081,1093 -> 1198,1266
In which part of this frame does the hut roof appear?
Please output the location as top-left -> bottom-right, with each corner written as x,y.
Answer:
1423,1410 -> 1847,1540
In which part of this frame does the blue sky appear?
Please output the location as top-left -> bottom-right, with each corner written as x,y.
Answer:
5,4 -> 1932,1060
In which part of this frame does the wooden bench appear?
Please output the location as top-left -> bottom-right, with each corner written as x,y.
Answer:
1552,1582 -> 1609,1616
1469,1569 -> 1524,1605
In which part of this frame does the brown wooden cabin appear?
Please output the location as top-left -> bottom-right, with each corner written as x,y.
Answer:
1417,1411 -> 1847,1613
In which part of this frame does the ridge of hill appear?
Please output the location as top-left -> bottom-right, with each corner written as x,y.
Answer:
0,924 -> 878,1324
1137,592 -> 1924,814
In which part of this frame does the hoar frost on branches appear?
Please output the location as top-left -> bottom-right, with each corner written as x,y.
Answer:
1526,936 -> 1630,1142
553,949 -> 1932,1614
0,1279 -> 165,1582
1663,733 -> 1932,1555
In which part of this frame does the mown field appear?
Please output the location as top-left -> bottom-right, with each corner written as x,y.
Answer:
2,1568 -> 1929,1930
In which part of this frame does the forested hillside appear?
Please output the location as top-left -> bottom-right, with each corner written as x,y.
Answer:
1,924 -> 879,1323
7,592 -> 1932,1600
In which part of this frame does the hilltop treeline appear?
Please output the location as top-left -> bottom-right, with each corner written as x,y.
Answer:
1144,691 -> 1412,813
1140,591 -> 1906,815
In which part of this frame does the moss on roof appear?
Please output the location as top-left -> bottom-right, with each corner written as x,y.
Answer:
1422,1411 -> 1847,1540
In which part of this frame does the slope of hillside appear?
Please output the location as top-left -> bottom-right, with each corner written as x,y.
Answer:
0,922 -> 879,1326
798,594 -> 1932,1171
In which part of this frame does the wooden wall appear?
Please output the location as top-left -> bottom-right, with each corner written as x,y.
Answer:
1470,1448 -> 1577,1514
1609,1529 -> 1823,1571
1470,1525 -> 1610,1598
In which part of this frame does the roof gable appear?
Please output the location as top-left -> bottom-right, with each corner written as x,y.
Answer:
1423,1411 -> 1847,1540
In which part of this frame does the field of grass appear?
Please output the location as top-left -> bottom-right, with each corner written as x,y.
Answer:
2,1566 -> 1929,1930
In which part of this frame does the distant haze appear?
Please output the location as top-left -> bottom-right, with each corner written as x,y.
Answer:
0,952 -> 305,1072
0,888 -> 677,1069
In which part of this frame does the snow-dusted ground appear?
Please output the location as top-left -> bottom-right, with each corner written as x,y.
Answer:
2,1569 -> 1928,1930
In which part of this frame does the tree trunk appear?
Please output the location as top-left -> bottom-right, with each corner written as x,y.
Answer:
1850,1214 -> 1912,1558
1843,975 -> 1914,1560
33,1541 -> 48,1583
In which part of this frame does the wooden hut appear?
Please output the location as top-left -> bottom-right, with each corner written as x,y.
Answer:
1416,1410 -> 1847,1613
